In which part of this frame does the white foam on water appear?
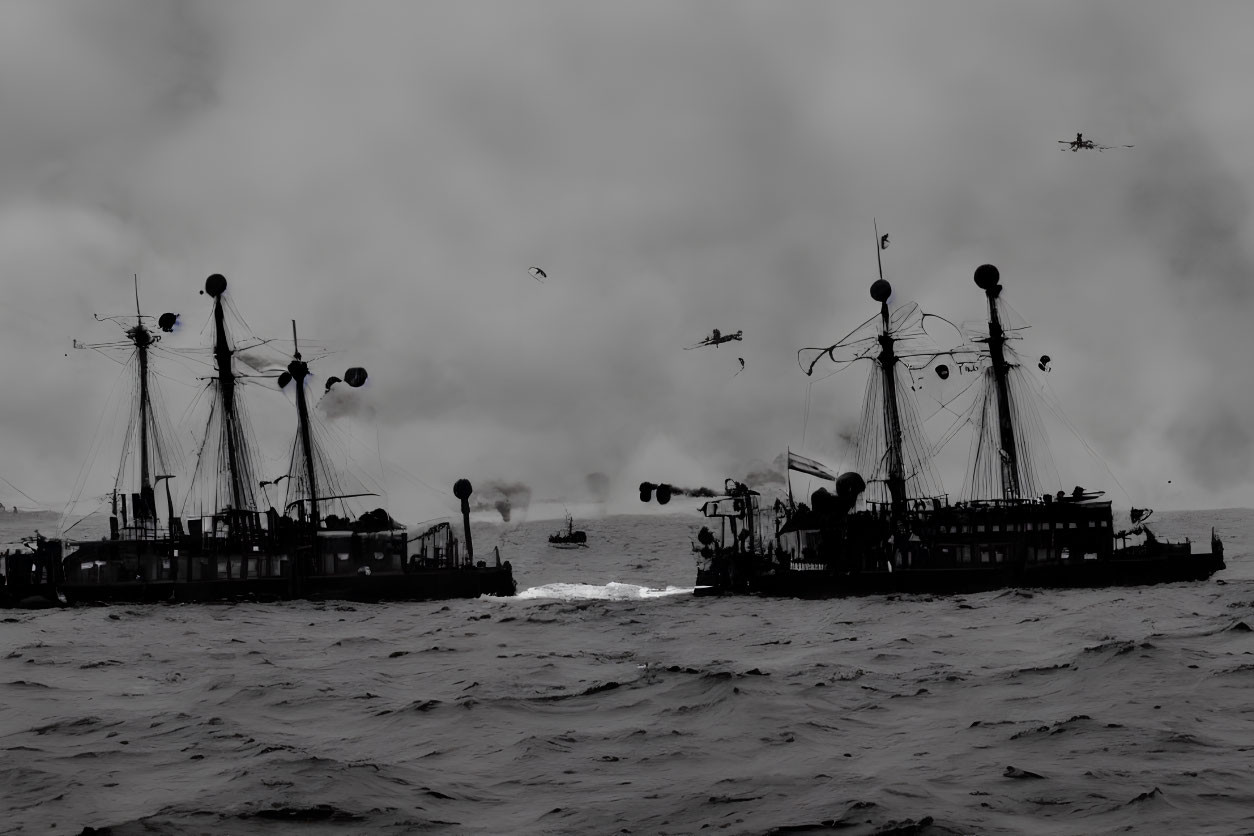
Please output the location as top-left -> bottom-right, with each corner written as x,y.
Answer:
515,581 -> 693,600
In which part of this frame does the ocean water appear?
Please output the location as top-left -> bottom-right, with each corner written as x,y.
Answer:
3,508 -> 1253,835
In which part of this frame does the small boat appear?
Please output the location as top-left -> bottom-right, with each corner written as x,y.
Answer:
647,260 -> 1223,597
548,512 -> 588,548
6,274 -> 514,607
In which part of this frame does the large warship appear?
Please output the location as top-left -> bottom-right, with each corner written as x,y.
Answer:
3,274 -> 514,607
646,262 -> 1223,597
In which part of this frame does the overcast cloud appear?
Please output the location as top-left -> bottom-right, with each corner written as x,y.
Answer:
1,1 -> 1252,522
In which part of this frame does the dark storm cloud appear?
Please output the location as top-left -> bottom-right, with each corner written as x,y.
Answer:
1129,136 -> 1254,301
2,2 -> 1253,515
1124,131 -> 1254,487
1169,407 -> 1254,490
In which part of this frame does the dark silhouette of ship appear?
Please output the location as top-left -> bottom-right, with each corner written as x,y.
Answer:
4,275 -> 514,606
548,511 -> 588,548
646,264 -> 1224,597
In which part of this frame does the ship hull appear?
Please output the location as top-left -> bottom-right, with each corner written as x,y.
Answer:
53,566 -> 517,605
14,536 -> 517,607
697,551 -> 1225,598
298,566 -> 516,602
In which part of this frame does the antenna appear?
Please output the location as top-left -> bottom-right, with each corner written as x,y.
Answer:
874,219 -> 884,282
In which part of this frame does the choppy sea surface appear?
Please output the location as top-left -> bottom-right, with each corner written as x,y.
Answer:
3,507 -> 1253,835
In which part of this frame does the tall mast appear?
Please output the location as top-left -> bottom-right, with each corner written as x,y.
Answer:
287,321 -> 320,529
871,279 -> 908,519
870,222 -> 907,517
129,276 -> 155,522
974,264 -> 1021,500
205,274 -> 248,513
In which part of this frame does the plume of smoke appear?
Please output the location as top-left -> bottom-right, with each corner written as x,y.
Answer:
585,471 -> 611,502
482,479 -> 533,522
743,466 -> 785,487
317,387 -> 375,421
235,347 -> 287,374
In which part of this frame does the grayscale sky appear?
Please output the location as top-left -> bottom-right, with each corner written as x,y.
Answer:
2,1 -> 1252,521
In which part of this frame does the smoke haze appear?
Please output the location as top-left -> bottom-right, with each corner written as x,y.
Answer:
2,3 -> 1252,521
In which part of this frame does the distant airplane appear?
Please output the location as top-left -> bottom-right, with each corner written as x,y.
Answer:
685,328 -> 743,350
1059,132 -> 1133,152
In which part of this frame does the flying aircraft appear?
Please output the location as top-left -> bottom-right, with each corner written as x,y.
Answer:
1058,132 -> 1133,152
685,328 -> 743,350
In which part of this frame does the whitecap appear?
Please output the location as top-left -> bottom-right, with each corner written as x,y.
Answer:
515,581 -> 692,601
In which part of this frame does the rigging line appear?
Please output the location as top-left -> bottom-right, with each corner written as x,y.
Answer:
808,354 -> 875,383
76,340 -> 134,349
1035,377 -> 1133,503
176,382 -> 212,436
58,357 -> 131,532
0,474 -> 44,507
233,336 -> 280,352
798,313 -> 881,372
222,294 -> 256,339
61,501 -> 108,537
151,347 -> 217,371
920,374 -> 982,424
180,399 -> 218,517
930,400 -> 974,459
114,361 -> 141,492
375,422 -> 388,508
380,459 -> 460,508
1018,374 -> 1061,492
146,365 -> 202,389
87,347 -> 128,365
158,343 -> 218,354
966,377 -> 993,500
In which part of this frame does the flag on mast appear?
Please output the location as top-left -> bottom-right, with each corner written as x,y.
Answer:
787,449 -> 836,481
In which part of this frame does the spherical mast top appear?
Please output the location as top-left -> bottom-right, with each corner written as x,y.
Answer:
974,263 -> 1000,294
205,273 -> 228,298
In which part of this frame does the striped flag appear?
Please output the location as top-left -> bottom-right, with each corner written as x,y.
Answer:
787,449 -> 836,481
